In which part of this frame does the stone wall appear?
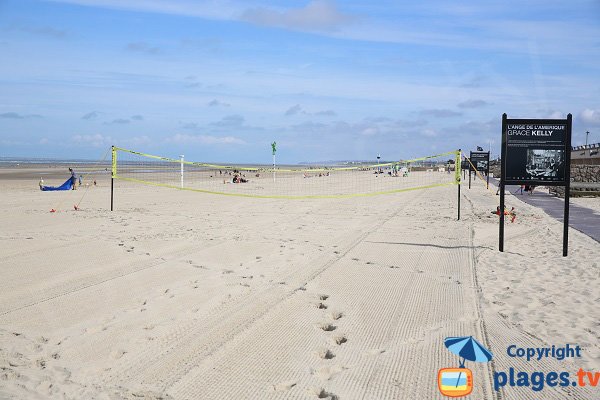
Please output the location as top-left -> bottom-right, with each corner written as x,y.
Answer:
550,164 -> 600,197
571,164 -> 600,182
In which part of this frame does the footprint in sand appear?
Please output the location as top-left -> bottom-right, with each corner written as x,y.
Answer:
329,311 -> 343,321
329,335 -> 347,346
308,387 -> 338,399
272,381 -> 297,392
315,302 -> 328,310
313,348 -> 335,360
311,365 -> 346,381
110,349 -> 127,359
318,294 -> 329,301
316,323 -> 336,332
363,349 -> 385,356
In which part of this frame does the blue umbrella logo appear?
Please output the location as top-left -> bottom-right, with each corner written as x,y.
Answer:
444,336 -> 493,367
440,336 -> 493,395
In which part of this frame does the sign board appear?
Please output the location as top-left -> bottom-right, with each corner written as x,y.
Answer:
461,160 -> 470,170
502,119 -> 569,185
499,114 -> 572,257
469,151 -> 489,175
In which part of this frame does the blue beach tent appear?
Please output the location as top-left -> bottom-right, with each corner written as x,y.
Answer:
41,177 -> 73,191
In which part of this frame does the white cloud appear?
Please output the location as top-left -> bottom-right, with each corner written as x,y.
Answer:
167,134 -> 245,145
580,109 -> 600,126
71,133 -> 151,147
47,0 -> 238,21
72,133 -> 114,147
82,111 -> 99,120
421,129 -> 438,137
126,42 -> 160,54
0,112 -> 43,119
419,109 -> 462,118
207,99 -> 231,107
457,99 -> 489,109
241,0 -> 355,32
210,114 -> 245,128
546,111 -> 565,119
285,104 -> 303,116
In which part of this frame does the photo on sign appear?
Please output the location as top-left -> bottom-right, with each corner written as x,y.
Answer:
476,160 -> 488,171
525,149 -> 564,180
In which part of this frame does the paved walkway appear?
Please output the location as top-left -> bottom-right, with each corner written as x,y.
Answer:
489,178 -> 600,242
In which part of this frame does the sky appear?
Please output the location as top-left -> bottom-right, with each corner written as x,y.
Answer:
1,0 -> 599,163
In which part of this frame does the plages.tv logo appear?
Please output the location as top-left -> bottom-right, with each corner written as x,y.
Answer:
438,336 -> 493,397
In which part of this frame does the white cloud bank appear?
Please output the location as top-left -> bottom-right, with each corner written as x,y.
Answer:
580,109 -> 600,126
167,134 -> 245,145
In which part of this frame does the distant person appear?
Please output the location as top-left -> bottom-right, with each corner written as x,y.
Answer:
39,177 -> 44,190
78,175 -> 83,186
93,179 -> 97,186
514,185 -> 524,195
69,168 -> 77,190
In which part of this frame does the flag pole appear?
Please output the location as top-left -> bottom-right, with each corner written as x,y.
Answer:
271,141 -> 277,183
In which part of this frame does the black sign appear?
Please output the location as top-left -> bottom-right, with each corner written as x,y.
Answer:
499,114 -> 572,257
502,118 -> 571,185
469,151 -> 489,174
461,160 -> 470,170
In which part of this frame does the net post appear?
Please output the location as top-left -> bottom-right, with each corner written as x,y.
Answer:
180,155 -> 184,188
456,150 -> 461,220
111,145 -> 116,211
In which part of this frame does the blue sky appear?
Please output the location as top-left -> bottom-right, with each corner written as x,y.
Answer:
1,0 -> 599,163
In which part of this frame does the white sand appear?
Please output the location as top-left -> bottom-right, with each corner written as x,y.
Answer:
0,175 -> 598,399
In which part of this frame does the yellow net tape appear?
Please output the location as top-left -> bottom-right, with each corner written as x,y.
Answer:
113,146 -> 460,199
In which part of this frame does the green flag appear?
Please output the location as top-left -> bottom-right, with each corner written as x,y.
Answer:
271,141 -> 277,155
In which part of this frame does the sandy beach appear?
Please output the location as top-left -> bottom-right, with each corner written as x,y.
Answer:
1,169 -> 598,399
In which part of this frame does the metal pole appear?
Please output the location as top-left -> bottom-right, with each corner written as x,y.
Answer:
111,145 -> 115,211
500,181 -> 505,251
586,131 -> 589,156
499,114 -> 507,252
468,157 -> 472,189
272,153 -> 275,183
457,149 -> 461,221
563,114 -> 573,257
111,177 -> 114,211
458,180 -> 461,220
180,155 -> 184,188
487,151 -> 490,189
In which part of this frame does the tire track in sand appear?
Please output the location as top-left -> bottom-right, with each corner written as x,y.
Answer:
104,192 -> 423,394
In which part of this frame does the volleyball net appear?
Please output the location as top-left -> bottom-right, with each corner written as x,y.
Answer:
111,146 -> 461,199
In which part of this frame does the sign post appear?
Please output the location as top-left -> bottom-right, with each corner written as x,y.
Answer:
500,114 -> 572,256
457,149 -> 461,220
